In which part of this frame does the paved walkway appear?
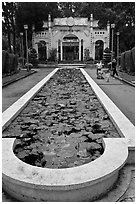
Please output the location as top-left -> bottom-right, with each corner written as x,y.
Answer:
85,68 -> 135,125
2,69 -> 36,87
2,68 -> 54,112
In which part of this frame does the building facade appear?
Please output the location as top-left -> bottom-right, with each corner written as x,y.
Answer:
32,14 -> 110,61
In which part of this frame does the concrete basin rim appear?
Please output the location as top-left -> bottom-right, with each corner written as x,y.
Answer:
3,137 -> 128,189
2,67 -> 130,200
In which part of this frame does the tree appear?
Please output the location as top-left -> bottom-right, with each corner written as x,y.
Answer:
2,2 -> 16,53
112,2 -> 135,52
2,36 -> 8,50
58,2 -> 83,17
15,2 -> 60,35
77,2 -> 135,52
28,48 -> 38,67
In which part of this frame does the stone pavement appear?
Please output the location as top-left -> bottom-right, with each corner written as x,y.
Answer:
115,69 -> 135,201
2,68 -> 54,112
85,67 -> 135,125
2,69 -> 36,87
119,168 -> 135,202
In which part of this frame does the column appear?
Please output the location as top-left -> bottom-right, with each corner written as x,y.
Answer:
104,38 -> 107,50
35,44 -> 38,59
92,42 -> 95,60
81,39 -> 83,61
79,40 -> 81,61
90,14 -> 93,57
90,14 -> 93,29
107,21 -> 110,48
111,24 -> 115,69
117,32 -> 120,67
46,43 -> 49,59
56,41 -> 58,61
61,41 -> 63,61
48,14 -> 51,31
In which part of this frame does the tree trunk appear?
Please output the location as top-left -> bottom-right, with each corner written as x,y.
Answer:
13,26 -> 16,54
7,29 -> 11,53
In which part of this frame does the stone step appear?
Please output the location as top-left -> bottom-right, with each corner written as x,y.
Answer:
96,165 -> 133,202
2,165 -> 134,202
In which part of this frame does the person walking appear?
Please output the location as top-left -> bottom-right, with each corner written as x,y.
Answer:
96,61 -> 104,79
112,59 -> 118,77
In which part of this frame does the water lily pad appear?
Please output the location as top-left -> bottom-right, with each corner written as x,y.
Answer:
64,151 -> 74,158
38,125 -> 49,130
62,143 -> 70,149
29,124 -> 38,130
87,133 -> 104,140
103,114 -> 109,120
43,151 -> 56,156
69,133 -> 80,138
77,149 -> 89,158
86,142 -> 102,152
17,151 -> 29,159
68,163 -> 75,168
59,162 -> 68,168
58,103 -> 66,108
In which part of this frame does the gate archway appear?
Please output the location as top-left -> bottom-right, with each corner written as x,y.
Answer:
62,34 -> 79,61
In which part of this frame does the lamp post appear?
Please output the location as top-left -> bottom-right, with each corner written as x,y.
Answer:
20,32 -> 23,57
116,32 -> 120,68
111,23 -> 115,69
32,24 -> 35,48
24,24 -> 29,68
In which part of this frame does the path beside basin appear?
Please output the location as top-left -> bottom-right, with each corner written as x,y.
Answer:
2,68 -> 54,112
85,68 -> 135,125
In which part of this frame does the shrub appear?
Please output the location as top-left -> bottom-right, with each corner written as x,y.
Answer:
2,37 -> 8,51
2,50 -> 9,73
131,47 -> 135,72
9,53 -> 16,73
103,47 -> 111,64
125,50 -> 132,73
120,47 -> 135,73
131,47 -> 135,65
18,57 -> 25,68
84,48 -> 90,61
29,48 -> 38,67
120,52 -> 126,71
103,47 -> 111,53
14,55 -> 18,72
